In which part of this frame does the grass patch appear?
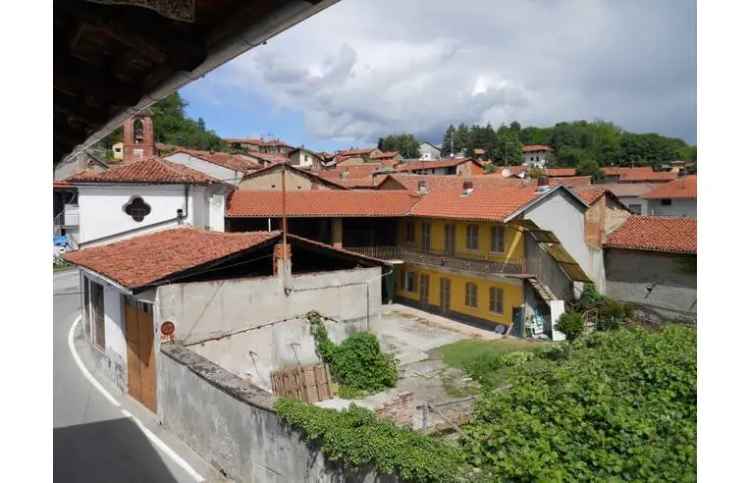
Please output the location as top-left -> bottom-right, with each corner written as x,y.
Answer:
437,338 -> 546,369
437,338 -> 553,388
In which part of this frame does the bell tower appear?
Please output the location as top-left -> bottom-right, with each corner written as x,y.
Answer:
122,109 -> 155,163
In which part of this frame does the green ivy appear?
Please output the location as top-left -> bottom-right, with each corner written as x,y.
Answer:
275,399 -> 466,482
307,311 -> 398,393
460,326 -> 697,481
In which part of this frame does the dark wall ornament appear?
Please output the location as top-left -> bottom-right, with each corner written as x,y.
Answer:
124,196 -> 152,222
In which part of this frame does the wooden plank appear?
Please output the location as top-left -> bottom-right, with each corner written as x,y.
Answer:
125,303 -> 141,403
138,306 -> 157,412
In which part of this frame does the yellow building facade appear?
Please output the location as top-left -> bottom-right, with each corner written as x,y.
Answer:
393,218 -> 527,328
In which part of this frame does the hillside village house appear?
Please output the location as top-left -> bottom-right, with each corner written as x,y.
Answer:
419,142 -> 442,160
334,148 -> 384,165
522,144 -> 554,168
223,137 -> 294,155
641,175 -> 697,218
226,177 -> 599,339
604,216 -> 697,321
64,158 -> 230,248
64,228 -> 386,412
394,158 -> 484,176
237,163 -> 347,191
288,147 -> 324,170
162,148 -> 262,185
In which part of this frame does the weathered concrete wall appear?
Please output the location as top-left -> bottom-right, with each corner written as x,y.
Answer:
523,234 -> 573,302
158,344 -> 395,483
156,267 -> 382,345
604,248 -> 697,320
189,316 -> 366,392
646,198 -> 697,218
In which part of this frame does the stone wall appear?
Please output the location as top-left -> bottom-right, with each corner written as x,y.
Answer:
158,344 -> 397,483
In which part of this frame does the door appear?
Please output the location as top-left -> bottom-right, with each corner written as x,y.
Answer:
125,299 -> 157,412
444,225 -> 455,256
419,274 -> 430,306
439,278 -> 451,313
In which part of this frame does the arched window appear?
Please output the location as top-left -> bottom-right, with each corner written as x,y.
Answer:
133,119 -> 144,144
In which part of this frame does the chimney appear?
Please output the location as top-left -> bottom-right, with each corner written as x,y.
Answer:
417,180 -> 428,195
462,180 -> 474,196
536,176 -> 550,192
273,243 -> 292,277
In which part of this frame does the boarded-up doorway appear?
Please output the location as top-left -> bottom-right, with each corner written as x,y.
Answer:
124,298 -> 156,412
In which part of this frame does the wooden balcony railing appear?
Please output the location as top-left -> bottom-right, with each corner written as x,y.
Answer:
345,245 -> 527,275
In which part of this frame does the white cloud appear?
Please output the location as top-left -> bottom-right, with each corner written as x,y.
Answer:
196,0 -> 695,144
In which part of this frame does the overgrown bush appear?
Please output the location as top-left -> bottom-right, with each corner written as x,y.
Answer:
464,351 -> 537,385
308,312 -> 398,394
460,326 -> 697,481
275,399 -> 465,482
556,311 -> 584,341
575,283 -> 633,331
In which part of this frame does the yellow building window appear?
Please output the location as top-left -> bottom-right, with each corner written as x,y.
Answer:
491,225 -> 505,252
404,271 -> 416,292
421,223 -> 431,252
465,282 -> 478,307
466,224 -> 479,250
489,287 -> 504,314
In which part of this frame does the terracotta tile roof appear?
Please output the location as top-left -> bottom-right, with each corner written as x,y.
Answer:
66,158 -> 219,185
409,180 -> 542,222
580,182 -> 657,198
167,148 -> 261,172
574,187 -> 608,205
605,216 -> 696,254
385,174 -> 525,193
601,166 -> 653,176
486,165 -> 528,177
522,144 -> 553,152
395,158 -> 480,172
64,228 -> 280,289
240,162 -> 348,189
642,175 -> 697,199
244,152 -> 290,164
549,175 -> 591,187
371,151 -> 399,159
619,170 -> 678,183
337,148 -> 377,157
53,180 -> 74,189
544,168 -> 576,177
226,190 -> 419,218
319,164 -> 382,180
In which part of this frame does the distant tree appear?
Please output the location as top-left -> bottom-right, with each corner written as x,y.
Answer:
455,123 -> 470,156
441,124 -> 456,156
492,129 -> 523,165
380,133 -> 421,158
576,158 -> 603,182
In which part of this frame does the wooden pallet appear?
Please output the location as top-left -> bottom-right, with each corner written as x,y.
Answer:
271,363 -> 337,403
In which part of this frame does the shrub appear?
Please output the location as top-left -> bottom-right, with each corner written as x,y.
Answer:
557,311 -> 584,341
307,312 -> 398,394
460,326 -> 697,481
275,399 -> 465,482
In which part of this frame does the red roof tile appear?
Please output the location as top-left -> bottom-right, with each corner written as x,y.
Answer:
226,190 -> 419,218
53,180 -> 74,189
574,187 -> 608,205
240,162 -> 348,189
66,158 -> 219,185
245,152 -> 290,164
370,151 -> 399,159
522,144 -> 553,152
409,180 -> 542,222
319,164 -> 383,180
601,166 -> 653,176
549,175 -> 591,187
395,158 -> 481,172
64,228 -> 280,289
168,148 -> 261,172
642,175 -> 697,199
544,168 -> 576,177
605,216 -> 696,254
619,170 -> 678,183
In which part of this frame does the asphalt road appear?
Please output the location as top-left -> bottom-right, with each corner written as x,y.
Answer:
53,270 -> 214,483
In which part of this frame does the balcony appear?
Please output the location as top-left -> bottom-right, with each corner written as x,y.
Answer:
54,204 -> 80,228
345,245 -> 527,275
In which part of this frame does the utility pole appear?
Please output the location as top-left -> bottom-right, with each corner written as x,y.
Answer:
281,161 -> 288,292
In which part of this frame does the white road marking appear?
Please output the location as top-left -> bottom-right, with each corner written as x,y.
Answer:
68,316 -> 204,482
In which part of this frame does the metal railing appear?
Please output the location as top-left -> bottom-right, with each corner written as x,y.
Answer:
54,207 -> 80,228
345,245 -> 527,274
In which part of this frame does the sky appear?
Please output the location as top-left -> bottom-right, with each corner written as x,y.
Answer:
180,0 -> 696,152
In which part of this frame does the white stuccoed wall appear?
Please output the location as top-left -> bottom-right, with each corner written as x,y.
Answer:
76,183 -> 227,246
523,189 -> 607,291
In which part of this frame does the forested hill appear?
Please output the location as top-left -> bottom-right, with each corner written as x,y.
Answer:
437,120 -> 696,168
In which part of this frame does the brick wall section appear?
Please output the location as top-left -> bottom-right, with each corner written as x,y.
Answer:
375,391 -> 415,427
